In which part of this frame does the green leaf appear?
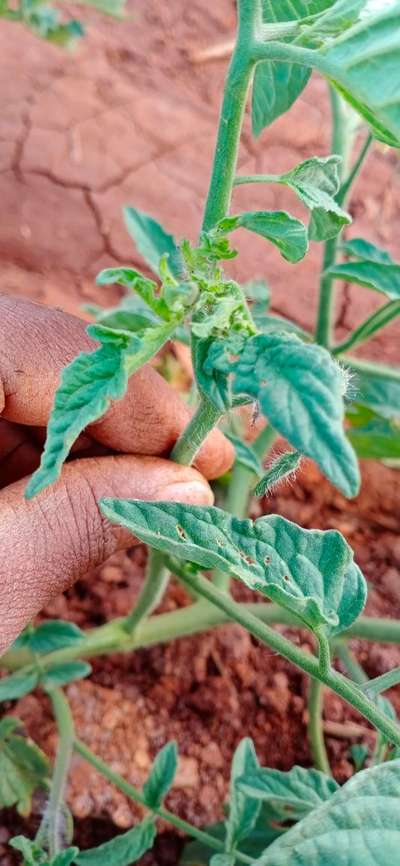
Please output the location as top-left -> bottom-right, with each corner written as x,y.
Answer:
96,267 -> 171,321
252,63 -> 311,136
0,720 -> 49,816
279,155 -> 351,241
29,620 -> 84,654
225,434 -> 264,477
143,741 -> 178,808
10,836 -> 45,865
347,405 -> 400,459
342,237 -> 394,265
181,808 -> 283,865
76,817 -> 156,866
229,333 -> 360,497
25,343 -> 128,499
74,0 -> 126,17
226,738 -> 261,852
43,661 -> 91,690
254,759 -> 400,865
238,765 -> 338,820
222,212 -> 308,263
345,361 -> 400,419
0,669 -> 38,702
318,7 -> 400,147
26,316 -> 175,499
100,500 -> 367,637
124,207 -> 183,278
51,850 -> 80,866
326,261 -> 400,299
192,337 -> 232,412
255,451 -> 302,496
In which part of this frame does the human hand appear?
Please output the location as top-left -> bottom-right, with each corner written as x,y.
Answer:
0,294 -> 233,653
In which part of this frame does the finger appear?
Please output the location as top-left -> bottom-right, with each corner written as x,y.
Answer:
0,295 -> 233,479
0,455 -> 213,654
0,420 -> 41,487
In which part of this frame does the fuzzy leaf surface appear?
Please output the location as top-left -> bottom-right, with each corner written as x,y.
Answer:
143,741 -> 178,808
345,362 -> 400,419
229,333 -> 360,496
76,817 -> 156,865
255,451 -> 301,496
100,500 -> 367,636
254,760 -> 400,865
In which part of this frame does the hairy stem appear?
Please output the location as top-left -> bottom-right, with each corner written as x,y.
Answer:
202,0 -> 260,231
45,689 -> 74,858
317,629 -> 331,677
74,739 -> 253,864
308,678 -> 331,775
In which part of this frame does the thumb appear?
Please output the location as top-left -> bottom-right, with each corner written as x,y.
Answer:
0,455 -> 212,654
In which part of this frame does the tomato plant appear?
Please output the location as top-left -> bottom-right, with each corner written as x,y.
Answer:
2,0 -> 400,862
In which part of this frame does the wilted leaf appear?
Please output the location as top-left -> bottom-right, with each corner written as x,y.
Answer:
76,817 -> 156,865
124,207 -> 183,278
100,500 -> 367,636
279,155 -> 351,241
143,741 -> 178,808
238,765 -> 338,820
254,760 -> 400,865
43,661 -> 92,690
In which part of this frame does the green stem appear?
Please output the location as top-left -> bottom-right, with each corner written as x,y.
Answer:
124,395 -> 221,633
316,117 -> 373,348
337,133 -> 373,207
74,739 -> 253,865
317,629 -> 331,677
202,0 -> 259,231
175,570 -> 400,746
308,678 -> 331,775
333,300 -> 400,356
334,642 -> 389,765
45,689 -> 74,858
4,608 -> 400,673
123,551 -> 170,634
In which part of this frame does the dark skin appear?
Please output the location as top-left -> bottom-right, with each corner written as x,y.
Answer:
0,295 -> 233,654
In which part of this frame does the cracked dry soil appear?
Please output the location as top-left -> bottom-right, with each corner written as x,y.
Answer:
1,0 -> 400,861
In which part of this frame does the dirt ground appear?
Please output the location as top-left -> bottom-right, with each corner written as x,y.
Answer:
1,0 -> 400,861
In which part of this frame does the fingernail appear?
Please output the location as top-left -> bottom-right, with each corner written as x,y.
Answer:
160,480 -> 214,506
